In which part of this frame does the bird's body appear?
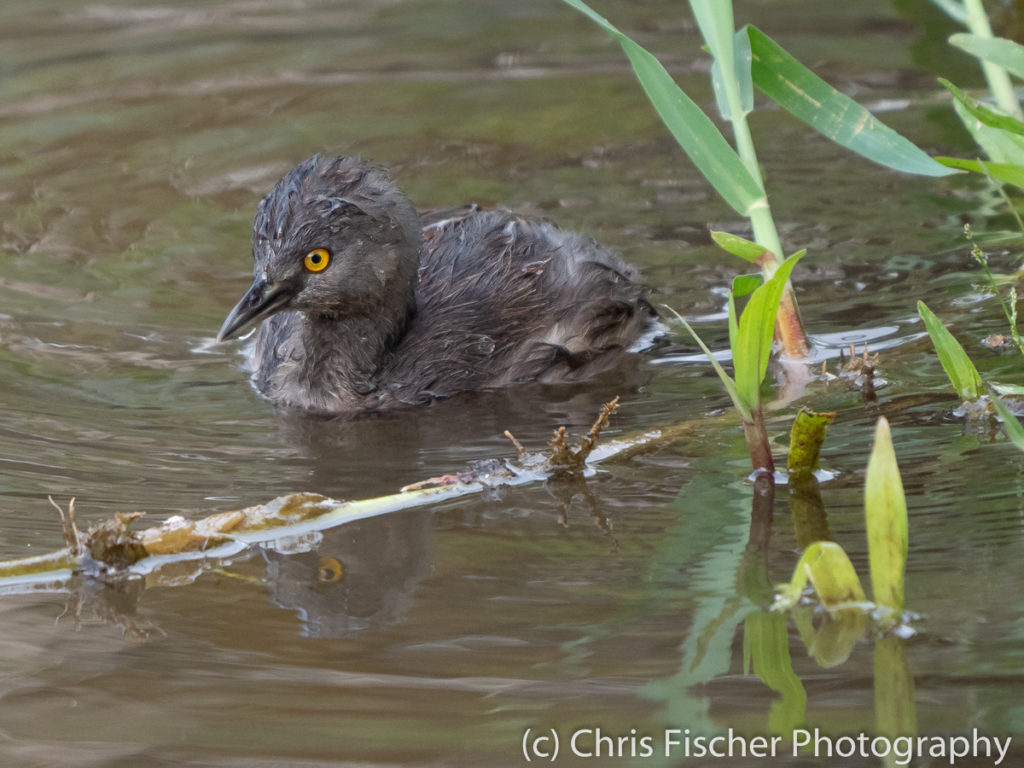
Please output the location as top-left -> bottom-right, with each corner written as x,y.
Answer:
219,155 -> 656,414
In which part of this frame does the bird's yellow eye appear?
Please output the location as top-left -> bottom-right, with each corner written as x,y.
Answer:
303,248 -> 331,272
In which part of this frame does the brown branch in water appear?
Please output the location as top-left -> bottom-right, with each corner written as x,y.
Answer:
49,496 -> 83,554
840,344 -> 880,404
548,396 -> 620,475
503,429 -> 527,456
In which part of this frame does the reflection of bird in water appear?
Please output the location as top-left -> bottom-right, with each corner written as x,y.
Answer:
218,155 -> 657,414
262,513 -> 434,638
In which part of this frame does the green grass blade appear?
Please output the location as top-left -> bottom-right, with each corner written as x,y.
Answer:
948,99 -> 1024,165
988,391 -> 1024,451
917,301 -> 984,399
663,304 -> 751,420
731,273 -> 763,299
689,0 -> 734,68
733,250 -> 805,410
935,156 -> 1024,187
727,290 -> 740,376
865,417 -> 908,621
950,33 -> 1024,80
710,230 -> 772,262
746,25 -> 956,177
690,1 -> 752,120
941,78 -> 1024,137
561,0 -> 766,216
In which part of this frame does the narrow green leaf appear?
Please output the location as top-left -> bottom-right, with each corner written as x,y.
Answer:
731,273 -> 763,299
988,391 -> 1024,452
727,290 -> 740,377
691,0 -> 752,120
561,0 -> 766,215
733,250 -> 805,410
707,28 -> 754,120
732,26 -> 754,115
935,155 -> 1024,187
950,33 -> 1024,81
746,25 -> 956,177
773,541 -> 867,612
689,0 -> 734,68
865,417 -> 908,620
662,304 -> 751,421
917,300 -> 984,399
948,99 -> 1024,165
710,230 -> 772,262
940,78 -> 1024,137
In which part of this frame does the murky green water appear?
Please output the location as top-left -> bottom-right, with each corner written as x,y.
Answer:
2,0 -> 1023,765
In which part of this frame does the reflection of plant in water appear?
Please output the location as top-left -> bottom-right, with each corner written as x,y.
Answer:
744,416 -> 915,739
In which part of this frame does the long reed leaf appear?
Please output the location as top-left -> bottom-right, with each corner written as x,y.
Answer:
746,26 -> 956,177
950,33 -> 1024,80
561,0 -> 766,215
935,156 -> 1024,187
941,78 -> 1024,136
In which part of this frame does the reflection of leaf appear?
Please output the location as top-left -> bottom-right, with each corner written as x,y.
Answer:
641,472 -> 757,731
865,417 -> 908,623
874,636 -> 917,738
795,606 -> 866,668
743,611 -> 807,733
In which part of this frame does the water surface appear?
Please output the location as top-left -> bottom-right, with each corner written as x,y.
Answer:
1,0 -> 1022,765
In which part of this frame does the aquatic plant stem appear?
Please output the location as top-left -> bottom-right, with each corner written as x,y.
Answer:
962,0 -> 1023,119
743,417 -> 774,474
698,0 -> 808,359
734,126 -> 809,360
730,118 -> 809,359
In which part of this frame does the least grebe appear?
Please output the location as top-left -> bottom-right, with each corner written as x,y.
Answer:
217,155 -> 656,414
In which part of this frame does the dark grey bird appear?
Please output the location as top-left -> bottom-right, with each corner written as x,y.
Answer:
217,155 -> 657,414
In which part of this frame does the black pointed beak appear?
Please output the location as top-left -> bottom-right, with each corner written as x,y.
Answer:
217,277 -> 292,342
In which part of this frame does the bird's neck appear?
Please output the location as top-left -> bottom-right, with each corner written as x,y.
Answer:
298,304 -> 413,404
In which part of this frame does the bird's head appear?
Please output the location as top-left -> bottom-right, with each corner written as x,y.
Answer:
217,155 -> 421,342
